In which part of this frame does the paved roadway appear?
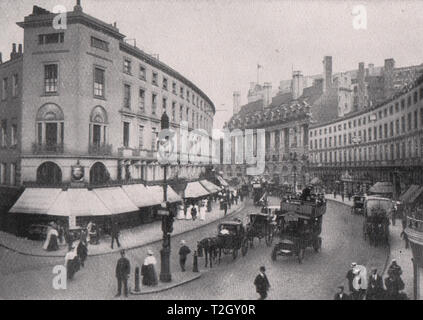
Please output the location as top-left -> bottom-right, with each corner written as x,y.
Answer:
0,198 -> 388,299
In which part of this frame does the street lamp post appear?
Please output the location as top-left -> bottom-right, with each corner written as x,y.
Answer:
159,111 -> 173,282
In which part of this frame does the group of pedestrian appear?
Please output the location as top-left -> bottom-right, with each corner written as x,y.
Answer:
113,239 -> 193,298
176,199 -> 208,221
338,260 -> 407,300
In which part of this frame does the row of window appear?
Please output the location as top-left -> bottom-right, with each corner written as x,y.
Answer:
0,162 -> 16,186
310,87 -> 423,138
310,108 -> 423,150
123,82 -> 209,129
39,64 -> 210,131
122,57 -> 210,113
1,74 -> 19,101
311,138 -> 423,164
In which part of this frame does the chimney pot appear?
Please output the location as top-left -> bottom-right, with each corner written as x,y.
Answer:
12,43 -> 16,53
18,44 -> 22,54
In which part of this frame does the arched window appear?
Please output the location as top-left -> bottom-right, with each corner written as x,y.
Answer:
36,104 -> 64,152
90,162 -> 110,185
37,162 -> 62,185
89,106 -> 108,149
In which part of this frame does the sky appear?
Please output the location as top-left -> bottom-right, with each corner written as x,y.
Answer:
1,0 -> 423,129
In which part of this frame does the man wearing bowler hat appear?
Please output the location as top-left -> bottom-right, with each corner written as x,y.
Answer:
254,266 -> 271,300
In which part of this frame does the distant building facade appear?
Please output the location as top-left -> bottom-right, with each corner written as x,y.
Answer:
309,75 -> 423,194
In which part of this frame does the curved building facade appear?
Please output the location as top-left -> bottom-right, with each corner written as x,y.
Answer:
0,4 -> 215,189
309,75 -> 423,194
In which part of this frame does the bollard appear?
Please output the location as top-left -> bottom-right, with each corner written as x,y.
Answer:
134,266 -> 140,292
193,250 -> 199,273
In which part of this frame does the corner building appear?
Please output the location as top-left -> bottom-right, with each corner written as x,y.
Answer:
0,4 -> 215,190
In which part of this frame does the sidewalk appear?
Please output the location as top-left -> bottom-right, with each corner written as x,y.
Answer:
0,200 -> 245,258
326,194 -> 414,298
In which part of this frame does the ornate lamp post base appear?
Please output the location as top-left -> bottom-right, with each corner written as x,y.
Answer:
160,247 -> 172,282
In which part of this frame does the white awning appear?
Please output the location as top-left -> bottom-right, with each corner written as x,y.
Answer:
217,176 -> 229,187
122,184 -> 156,208
184,181 -> 210,198
199,180 -> 220,193
146,185 -> 182,204
9,188 -> 62,215
93,187 -> 139,214
48,188 -> 112,216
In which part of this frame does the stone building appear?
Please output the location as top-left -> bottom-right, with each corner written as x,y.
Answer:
0,2 -> 216,229
309,74 -> 423,194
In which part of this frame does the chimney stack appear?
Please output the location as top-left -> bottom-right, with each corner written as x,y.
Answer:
383,58 -> 395,100
233,91 -> 241,115
18,44 -> 22,55
10,43 -> 17,60
323,56 -> 332,93
0,52 -> 2,64
262,82 -> 272,108
292,71 -> 304,100
74,0 -> 83,12
357,62 -> 366,109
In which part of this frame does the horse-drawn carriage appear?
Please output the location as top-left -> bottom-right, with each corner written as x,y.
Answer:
351,195 -> 366,215
246,210 -> 278,247
197,220 -> 249,267
271,199 -> 326,263
363,196 -> 391,246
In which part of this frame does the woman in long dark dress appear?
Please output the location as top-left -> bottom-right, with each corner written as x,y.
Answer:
141,249 -> 158,286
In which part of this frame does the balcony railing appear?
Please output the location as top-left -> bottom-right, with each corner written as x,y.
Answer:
88,143 -> 113,156
32,143 -> 64,154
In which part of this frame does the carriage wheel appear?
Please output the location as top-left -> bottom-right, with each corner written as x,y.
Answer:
271,246 -> 278,261
298,248 -> 305,264
232,249 -> 238,260
241,239 -> 249,256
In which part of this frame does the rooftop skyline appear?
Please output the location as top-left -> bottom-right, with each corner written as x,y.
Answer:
1,0 -> 423,129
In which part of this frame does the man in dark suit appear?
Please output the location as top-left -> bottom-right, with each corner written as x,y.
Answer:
367,267 -> 384,300
254,266 -> 271,300
115,250 -> 130,297
334,286 -> 350,300
178,240 -> 191,272
111,220 -> 121,249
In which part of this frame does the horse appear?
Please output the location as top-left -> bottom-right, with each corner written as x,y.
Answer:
197,237 -> 220,268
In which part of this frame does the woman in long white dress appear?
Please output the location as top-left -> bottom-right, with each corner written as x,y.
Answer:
199,199 -> 206,221
176,202 -> 185,220
43,224 -> 59,251
185,203 -> 193,220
